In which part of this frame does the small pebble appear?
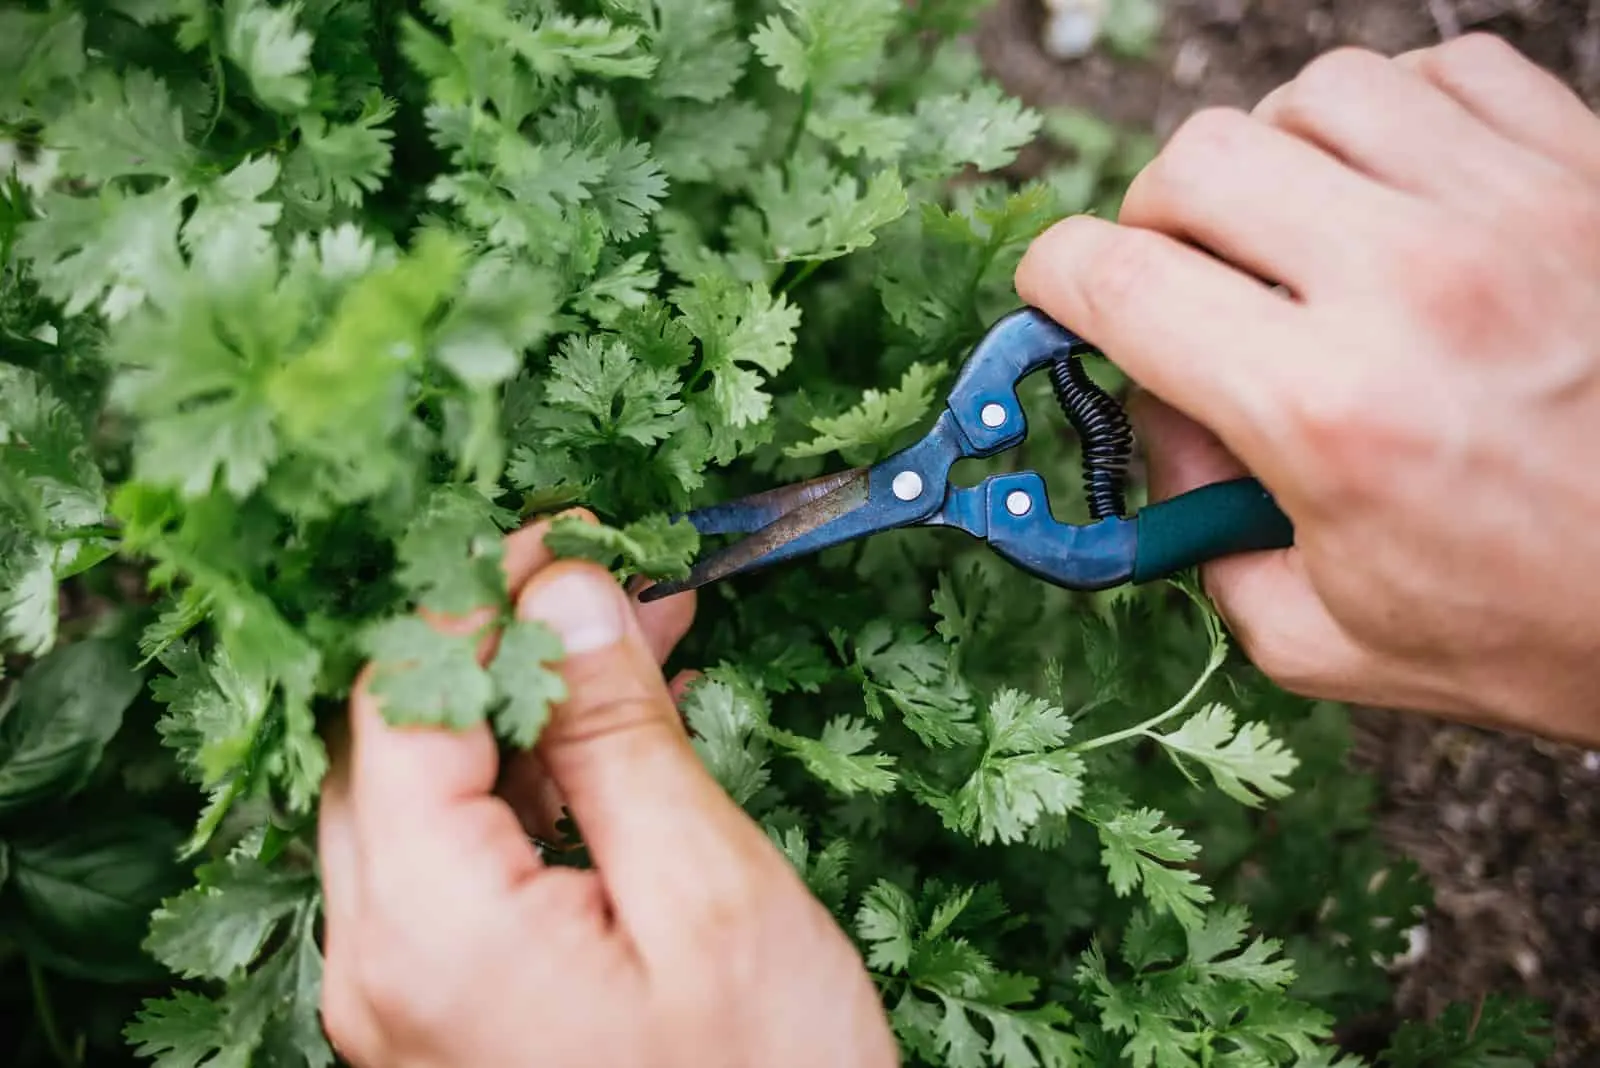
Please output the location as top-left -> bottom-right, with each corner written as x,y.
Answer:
1172,39 -> 1209,86
1392,923 -> 1430,969
1041,0 -> 1104,59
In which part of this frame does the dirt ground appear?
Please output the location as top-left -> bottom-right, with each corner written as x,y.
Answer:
973,1 -> 1600,1063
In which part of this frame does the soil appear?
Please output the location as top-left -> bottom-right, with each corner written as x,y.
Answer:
972,1 -> 1600,1063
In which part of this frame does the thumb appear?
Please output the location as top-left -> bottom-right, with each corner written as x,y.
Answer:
516,561 -> 790,958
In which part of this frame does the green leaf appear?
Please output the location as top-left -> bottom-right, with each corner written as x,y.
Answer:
488,618 -> 569,748
856,878 -> 917,972
785,362 -> 941,464
145,855 -> 313,981
807,94 -> 914,160
46,68 -> 198,183
936,689 -> 1086,845
127,898 -> 331,1068
541,513 -> 700,581
851,621 -> 980,749
644,0 -> 749,102
223,0 -> 314,112
681,671 -> 770,806
361,616 -> 495,728
534,334 -> 684,448
3,812 -> 188,982
769,715 -> 898,796
0,639 -> 143,815
1150,703 -> 1299,808
751,155 -> 909,262
750,0 -> 902,93
907,84 -> 1042,177
16,185 -> 187,320
395,484 -> 509,616
1095,808 -> 1211,931
674,272 -> 801,432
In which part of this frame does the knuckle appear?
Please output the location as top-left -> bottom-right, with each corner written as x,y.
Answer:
1278,376 -> 1406,500
1434,31 -> 1521,75
1531,174 -> 1600,254
1291,46 -> 1383,106
1124,108 -> 1252,217
1385,216 -> 1515,343
1072,225 -> 1169,325
1160,107 -> 1254,176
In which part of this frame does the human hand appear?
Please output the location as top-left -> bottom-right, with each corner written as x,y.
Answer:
315,515 -> 898,1067
1016,34 -> 1600,744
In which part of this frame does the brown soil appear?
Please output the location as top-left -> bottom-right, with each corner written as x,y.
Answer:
973,1 -> 1600,1063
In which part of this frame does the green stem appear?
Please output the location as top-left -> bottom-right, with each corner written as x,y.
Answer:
28,958 -> 78,1068
50,524 -> 119,544
1069,644 -> 1224,754
782,86 -> 813,160
201,41 -> 226,145
777,259 -> 822,294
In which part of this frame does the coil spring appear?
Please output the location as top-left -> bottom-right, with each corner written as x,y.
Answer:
1049,354 -> 1133,520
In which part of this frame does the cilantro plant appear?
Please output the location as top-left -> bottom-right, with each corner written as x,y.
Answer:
0,0 -> 1552,1066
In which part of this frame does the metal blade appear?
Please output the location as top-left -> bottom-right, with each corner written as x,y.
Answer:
638,471 -> 872,601
637,409 -> 971,603
677,467 -> 869,536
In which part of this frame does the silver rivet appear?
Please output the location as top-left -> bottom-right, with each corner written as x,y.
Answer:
980,402 -> 1007,429
1005,490 -> 1032,517
892,471 -> 924,501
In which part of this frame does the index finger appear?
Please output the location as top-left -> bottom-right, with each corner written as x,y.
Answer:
1014,213 -> 1316,489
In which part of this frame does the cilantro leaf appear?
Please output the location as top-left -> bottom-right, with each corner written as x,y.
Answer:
849,621 -> 980,749
46,69 -> 197,183
751,154 -> 909,262
541,513 -> 699,581
223,0 -> 314,112
751,0 -> 902,93
931,689 -> 1086,845
681,669 -> 771,806
907,85 -> 1043,178
644,0 -> 749,102
361,616 -> 495,728
488,618 -> 568,748
769,715 -> 898,797
395,485 -> 509,616
145,856 -> 312,981
533,334 -> 684,448
1094,807 -> 1212,931
786,362 -> 941,463
1149,703 -> 1299,808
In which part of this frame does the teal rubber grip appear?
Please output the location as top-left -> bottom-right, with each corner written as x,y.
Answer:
1131,478 -> 1294,584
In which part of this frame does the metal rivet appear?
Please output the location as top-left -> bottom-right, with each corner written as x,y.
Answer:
980,402 -> 1007,429
1005,490 -> 1032,517
892,471 -> 924,501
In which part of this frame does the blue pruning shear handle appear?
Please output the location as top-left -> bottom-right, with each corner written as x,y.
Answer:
637,307 -> 1294,603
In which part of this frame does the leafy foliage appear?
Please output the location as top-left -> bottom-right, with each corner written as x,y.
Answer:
0,0 -> 1551,1066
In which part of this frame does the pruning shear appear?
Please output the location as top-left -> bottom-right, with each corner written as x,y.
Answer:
637,307 -> 1293,603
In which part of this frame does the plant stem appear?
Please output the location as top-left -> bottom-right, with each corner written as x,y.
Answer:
778,259 -> 821,294
201,41 -> 226,146
28,958 -> 78,1068
1070,644 -> 1224,754
782,86 -> 813,161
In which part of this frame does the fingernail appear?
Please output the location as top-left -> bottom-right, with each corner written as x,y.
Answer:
518,568 -> 627,655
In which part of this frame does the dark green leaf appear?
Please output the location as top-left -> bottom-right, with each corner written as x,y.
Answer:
0,638 -> 142,816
